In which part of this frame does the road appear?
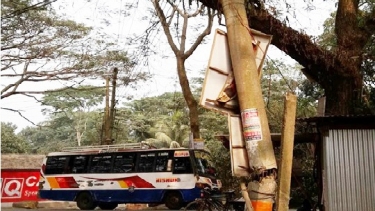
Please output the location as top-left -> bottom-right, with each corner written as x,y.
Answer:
2,208 -> 299,211
2,209 -> 152,211
1,207 -> 296,211
1,203 -> 298,211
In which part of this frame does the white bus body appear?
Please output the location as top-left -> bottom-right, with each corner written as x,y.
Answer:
38,144 -> 221,210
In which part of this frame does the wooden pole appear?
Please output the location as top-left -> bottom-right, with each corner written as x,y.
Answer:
219,0 -> 277,210
276,92 -> 297,211
103,75 -> 110,145
109,67 -> 118,144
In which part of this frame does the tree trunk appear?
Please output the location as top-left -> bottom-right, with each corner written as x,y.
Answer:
76,127 -> 81,146
325,0 -> 367,115
176,57 -> 200,139
323,73 -> 363,115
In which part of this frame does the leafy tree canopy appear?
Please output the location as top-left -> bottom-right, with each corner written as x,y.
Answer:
1,122 -> 30,153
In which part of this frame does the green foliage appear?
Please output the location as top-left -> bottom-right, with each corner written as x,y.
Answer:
40,85 -> 105,147
289,143 -> 318,207
18,110 -> 104,153
41,85 -> 105,114
261,59 -> 318,133
1,0 -> 149,101
18,125 -> 69,154
205,140 -> 240,191
118,92 -> 191,144
1,122 -> 30,153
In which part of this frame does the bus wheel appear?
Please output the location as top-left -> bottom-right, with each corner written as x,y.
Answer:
98,202 -> 118,210
76,192 -> 97,210
165,191 -> 183,210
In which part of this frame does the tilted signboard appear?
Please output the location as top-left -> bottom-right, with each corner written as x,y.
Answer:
200,29 -> 272,177
200,29 -> 272,115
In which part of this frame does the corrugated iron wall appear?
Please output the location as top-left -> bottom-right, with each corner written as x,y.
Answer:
323,129 -> 375,211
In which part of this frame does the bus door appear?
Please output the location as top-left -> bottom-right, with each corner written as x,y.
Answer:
172,151 -> 193,174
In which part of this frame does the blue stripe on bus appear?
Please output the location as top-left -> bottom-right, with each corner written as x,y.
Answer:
39,188 -> 201,203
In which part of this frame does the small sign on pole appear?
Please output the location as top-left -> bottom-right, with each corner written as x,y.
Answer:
193,138 -> 205,149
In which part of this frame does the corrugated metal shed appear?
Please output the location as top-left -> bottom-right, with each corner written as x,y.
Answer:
299,115 -> 375,211
323,129 -> 375,211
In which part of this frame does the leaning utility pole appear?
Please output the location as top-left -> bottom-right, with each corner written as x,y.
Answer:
219,0 -> 277,210
108,67 -> 118,143
102,68 -> 118,145
103,74 -> 111,145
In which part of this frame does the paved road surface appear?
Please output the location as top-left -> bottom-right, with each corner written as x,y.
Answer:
3,209 -> 298,211
1,207 -> 296,211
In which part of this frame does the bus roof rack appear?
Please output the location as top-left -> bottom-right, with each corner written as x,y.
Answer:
61,143 -> 149,152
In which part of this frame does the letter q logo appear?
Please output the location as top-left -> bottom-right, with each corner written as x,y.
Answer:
1,178 -> 24,198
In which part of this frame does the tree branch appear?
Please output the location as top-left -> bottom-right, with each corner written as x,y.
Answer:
180,12 -> 189,53
187,4 -> 205,18
166,7 -> 177,27
1,107 -> 37,126
152,0 -> 180,55
2,0 -> 57,19
247,8 -> 354,83
184,8 -> 214,59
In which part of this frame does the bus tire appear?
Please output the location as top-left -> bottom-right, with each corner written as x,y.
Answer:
98,202 -> 118,210
76,192 -> 97,210
165,191 -> 183,210
184,200 -> 211,211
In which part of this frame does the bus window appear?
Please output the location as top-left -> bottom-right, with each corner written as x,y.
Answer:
45,156 -> 69,174
137,152 -> 156,172
155,152 -> 171,172
173,157 -> 193,174
113,153 -> 136,173
71,155 -> 89,173
89,155 -> 113,173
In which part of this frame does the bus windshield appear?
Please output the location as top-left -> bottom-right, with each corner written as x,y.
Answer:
194,151 -> 216,178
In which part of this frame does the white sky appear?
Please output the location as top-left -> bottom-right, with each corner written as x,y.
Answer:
0,0 -> 336,132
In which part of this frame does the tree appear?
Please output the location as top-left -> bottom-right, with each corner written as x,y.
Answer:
41,85 -> 105,146
119,92 -> 190,144
146,0 -> 214,139
1,0 -> 150,125
1,122 -> 30,153
18,110 -> 105,153
261,59 -> 318,133
198,0 -> 375,115
1,0 -> 92,99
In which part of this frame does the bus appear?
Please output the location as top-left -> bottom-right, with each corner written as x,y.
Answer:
38,143 -> 222,210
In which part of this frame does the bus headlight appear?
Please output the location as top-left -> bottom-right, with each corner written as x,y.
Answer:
195,183 -> 207,189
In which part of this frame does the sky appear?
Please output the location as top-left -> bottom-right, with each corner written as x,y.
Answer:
1,0 -> 336,132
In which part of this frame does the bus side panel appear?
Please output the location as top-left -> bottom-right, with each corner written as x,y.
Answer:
39,188 -> 200,203
180,188 -> 201,202
39,190 -> 78,201
94,189 -> 164,203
